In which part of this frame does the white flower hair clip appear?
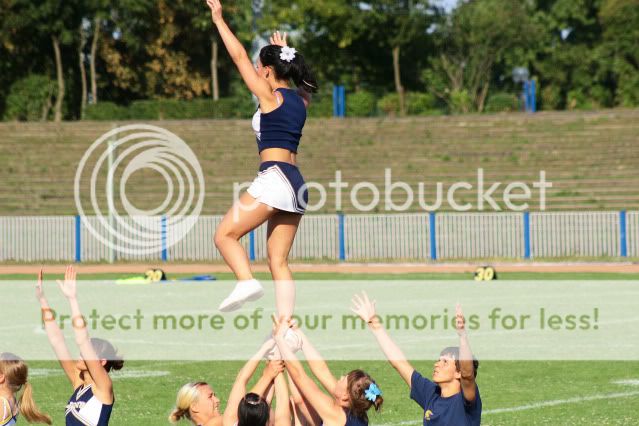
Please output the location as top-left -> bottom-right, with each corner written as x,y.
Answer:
280,46 -> 297,62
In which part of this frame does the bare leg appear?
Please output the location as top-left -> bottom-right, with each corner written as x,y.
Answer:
214,192 -> 276,280
267,212 -> 302,319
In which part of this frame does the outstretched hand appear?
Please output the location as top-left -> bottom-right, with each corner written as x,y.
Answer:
56,265 -> 77,300
35,268 -> 45,301
269,31 -> 287,47
206,0 -> 223,24
455,303 -> 466,336
350,291 -> 377,323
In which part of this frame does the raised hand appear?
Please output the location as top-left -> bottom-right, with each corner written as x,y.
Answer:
455,303 -> 466,336
35,268 -> 45,301
205,0 -> 223,24
272,315 -> 293,341
350,291 -> 377,323
56,265 -> 77,300
269,30 -> 288,47
264,360 -> 285,379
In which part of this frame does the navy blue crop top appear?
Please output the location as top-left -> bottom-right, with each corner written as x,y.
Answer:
252,88 -> 306,153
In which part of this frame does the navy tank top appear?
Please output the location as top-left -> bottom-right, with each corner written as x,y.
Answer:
65,384 -> 113,426
321,411 -> 368,426
345,412 -> 368,426
252,88 -> 306,153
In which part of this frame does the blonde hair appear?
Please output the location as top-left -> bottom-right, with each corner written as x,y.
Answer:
0,353 -> 52,425
168,382 -> 207,423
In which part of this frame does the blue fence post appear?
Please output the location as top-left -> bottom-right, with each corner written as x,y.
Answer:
429,212 -> 437,260
333,85 -> 345,118
161,215 -> 168,261
620,210 -> 627,257
530,80 -> 537,113
523,211 -> 531,259
75,215 -> 82,263
338,213 -> 346,261
249,230 -> 256,261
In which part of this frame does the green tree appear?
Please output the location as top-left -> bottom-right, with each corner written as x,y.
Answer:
599,0 -> 639,106
423,0 -> 539,113
7,0 -> 83,121
262,1 -> 434,101
4,74 -> 55,121
185,2 -> 221,100
143,0 -> 209,99
533,0 -> 610,109
81,0 -> 111,110
262,0 -> 364,86
0,1 -> 18,117
97,0 -> 252,102
361,1 -> 433,115
178,0 -> 254,101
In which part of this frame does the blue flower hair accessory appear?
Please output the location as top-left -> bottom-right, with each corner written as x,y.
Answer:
364,383 -> 382,402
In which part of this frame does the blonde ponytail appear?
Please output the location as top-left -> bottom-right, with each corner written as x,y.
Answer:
168,382 -> 207,424
0,353 -> 51,425
18,382 -> 52,425
168,407 -> 189,423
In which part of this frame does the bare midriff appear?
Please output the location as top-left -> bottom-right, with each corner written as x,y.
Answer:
260,147 -> 296,165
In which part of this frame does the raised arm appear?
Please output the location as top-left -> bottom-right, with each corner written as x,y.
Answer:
274,319 -> 343,426
36,269 -> 81,388
287,374 -> 321,426
456,304 -> 477,403
295,328 -> 337,393
250,360 -> 283,399
273,372 -> 291,426
351,292 -> 415,386
223,339 -> 276,426
206,0 -> 273,102
58,266 -> 113,402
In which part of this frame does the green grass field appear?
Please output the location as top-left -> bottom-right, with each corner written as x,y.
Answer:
7,271 -> 639,425
25,360 -> 639,425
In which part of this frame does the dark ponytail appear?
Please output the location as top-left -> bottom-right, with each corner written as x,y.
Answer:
238,392 -> 269,426
91,338 -> 124,372
259,45 -> 318,93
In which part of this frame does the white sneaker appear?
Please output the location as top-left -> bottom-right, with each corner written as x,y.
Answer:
218,279 -> 264,312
